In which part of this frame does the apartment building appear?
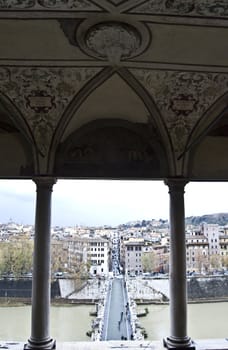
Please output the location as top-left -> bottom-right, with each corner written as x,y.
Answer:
124,238 -> 144,276
200,223 -> 220,255
86,237 -> 110,277
186,234 -> 209,272
219,234 -> 228,257
51,236 -> 110,277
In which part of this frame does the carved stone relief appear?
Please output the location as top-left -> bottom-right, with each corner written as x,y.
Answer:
0,0 -> 102,10
76,20 -> 150,64
129,0 -> 228,18
84,22 -> 141,63
0,67 -> 101,157
130,69 -> 228,155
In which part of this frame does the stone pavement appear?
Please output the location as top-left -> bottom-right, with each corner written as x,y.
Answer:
68,279 -> 107,300
1,338 -> 228,350
61,277 -> 170,302
126,278 -> 167,301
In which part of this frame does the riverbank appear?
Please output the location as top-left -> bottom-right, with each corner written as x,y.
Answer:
1,276 -> 228,305
1,296 -> 228,307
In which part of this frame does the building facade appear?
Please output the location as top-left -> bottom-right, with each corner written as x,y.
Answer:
86,237 -> 110,277
186,234 -> 209,273
124,238 -> 144,276
201,223 -> 220,256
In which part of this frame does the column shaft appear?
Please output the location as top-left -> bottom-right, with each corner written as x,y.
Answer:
164,179 -> 194,349
25,177 -> 56,350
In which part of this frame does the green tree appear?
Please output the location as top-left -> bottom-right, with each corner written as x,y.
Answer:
0,241 -> 33,277
141,251 -> 158,273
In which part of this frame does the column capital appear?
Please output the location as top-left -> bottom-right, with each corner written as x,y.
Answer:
33,176 -> 57,189
164,178 -> 188,194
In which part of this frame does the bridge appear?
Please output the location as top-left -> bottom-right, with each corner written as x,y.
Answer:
102,277 -> 132,340
89,276 -> 143,341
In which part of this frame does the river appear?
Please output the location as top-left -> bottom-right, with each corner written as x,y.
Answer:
0,303 -> 227,342
138,302 -> 228,340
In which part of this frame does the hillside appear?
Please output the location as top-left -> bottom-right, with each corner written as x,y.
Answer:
185,213 -> 228,226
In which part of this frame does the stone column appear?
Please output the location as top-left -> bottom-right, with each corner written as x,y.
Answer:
25,177 -> 56,350
164,179 -> 194,350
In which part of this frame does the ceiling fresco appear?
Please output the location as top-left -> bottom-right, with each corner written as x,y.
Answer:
0,0 -> 228,180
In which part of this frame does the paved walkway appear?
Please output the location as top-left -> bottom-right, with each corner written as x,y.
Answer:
103,277 -> 132,340
127,277 -> 169,300
68,279 -> 107,300
3,339 -> 228,350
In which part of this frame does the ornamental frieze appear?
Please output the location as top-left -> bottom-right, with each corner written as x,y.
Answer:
130,69 -> 228,154
0,66 -> 101,156
129,0 -> 228,18
0,0 -> 102,10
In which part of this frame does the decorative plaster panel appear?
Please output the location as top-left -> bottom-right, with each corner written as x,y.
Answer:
130,69 -> 228,155
0,0 -> 102,11
77,20 -> 150,64
85,22 -> 141,62
0,67 -> 101,157
129,0 -> 228,18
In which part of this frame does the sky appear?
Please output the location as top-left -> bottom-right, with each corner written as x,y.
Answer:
0,180 -> 228,227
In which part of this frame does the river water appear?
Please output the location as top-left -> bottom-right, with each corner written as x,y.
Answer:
0,303 -> 227,342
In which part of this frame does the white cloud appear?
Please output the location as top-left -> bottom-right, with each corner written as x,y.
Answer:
52,180 -> 169,226
0,179 -> 227,226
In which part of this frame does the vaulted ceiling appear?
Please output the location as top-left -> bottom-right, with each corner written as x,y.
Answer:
0,0 -> 228,180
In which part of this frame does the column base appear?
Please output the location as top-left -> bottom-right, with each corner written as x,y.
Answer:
163,336 -> 195,350
24,338 -> 56,350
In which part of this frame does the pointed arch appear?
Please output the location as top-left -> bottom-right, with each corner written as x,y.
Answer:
0,92 -> 37,176
183,91 -> 228,179
49,67 -> 174,176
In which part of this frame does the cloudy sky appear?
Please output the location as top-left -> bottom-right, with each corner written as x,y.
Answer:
0,179 -> 228,227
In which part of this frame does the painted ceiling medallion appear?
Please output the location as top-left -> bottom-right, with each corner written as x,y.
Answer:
84,22 -> 142,63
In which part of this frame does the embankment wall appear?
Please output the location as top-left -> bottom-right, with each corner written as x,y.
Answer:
0,279 -> 60,298
0,276 -> 227,302
187,276 -> 228,300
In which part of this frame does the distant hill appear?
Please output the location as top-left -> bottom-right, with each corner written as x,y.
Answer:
185,213 -> 228,226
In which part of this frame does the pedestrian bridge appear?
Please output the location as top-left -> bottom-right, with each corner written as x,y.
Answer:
102,277 -> 132,340
90,276 -> 143,341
